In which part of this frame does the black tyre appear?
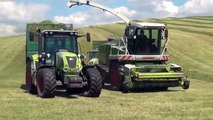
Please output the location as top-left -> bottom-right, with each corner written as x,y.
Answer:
182,81 -> 190,89
36,68 -> 56,98
25,60 -> 37,94
119,68 -> 129,93
83,68 -> 102,97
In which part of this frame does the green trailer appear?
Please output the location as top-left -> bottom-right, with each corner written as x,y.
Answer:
25,23 -> 102,98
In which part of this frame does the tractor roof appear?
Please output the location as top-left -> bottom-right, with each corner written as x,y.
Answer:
129,22 -> 166,28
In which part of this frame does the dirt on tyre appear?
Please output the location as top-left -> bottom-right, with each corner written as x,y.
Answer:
36,68 -> 56,98
83,68 -> 102,97
25,60 -> 37,94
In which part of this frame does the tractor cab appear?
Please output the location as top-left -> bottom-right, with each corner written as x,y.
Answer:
37,30 -> 79,65
36,30 -> 90,67
42,30 -> 79,54
125,22 -> 168,55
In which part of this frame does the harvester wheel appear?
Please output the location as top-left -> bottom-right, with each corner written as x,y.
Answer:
182,81 -> 190,89
26,60 -> 37,94
119,69 -> 129,93
83,68 -> 102,97
36,68 -> 56,98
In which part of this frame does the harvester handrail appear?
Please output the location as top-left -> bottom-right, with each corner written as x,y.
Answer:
119,37 -> 129,55
161,38 -> 170,55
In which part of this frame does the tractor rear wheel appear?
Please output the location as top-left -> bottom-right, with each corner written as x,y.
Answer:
36,68 -> 56,98
26,60 -> 37,94
83,68 -> 102,97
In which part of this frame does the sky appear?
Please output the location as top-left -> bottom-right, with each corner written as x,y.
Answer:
0,0 -> 212,36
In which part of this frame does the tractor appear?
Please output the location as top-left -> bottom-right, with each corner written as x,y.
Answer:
91,22 -> 190,92
25,24 -> 102,98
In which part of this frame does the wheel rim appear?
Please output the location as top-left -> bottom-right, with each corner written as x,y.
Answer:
37,72 -> 44,94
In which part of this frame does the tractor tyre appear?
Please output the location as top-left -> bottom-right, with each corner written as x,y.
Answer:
83,68 -> 102,97
25,60 -> 37,94
182,81 -> 190,89
36,68 -> 56,98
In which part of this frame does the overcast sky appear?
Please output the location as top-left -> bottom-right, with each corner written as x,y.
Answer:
0,0 -> 212,36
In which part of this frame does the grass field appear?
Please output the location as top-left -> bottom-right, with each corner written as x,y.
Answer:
0,16 -> 212,120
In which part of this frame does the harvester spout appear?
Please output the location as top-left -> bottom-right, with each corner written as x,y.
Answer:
67,0 -> 130,24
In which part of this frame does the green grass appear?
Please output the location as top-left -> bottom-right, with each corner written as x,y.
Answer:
0,16 -> 213,120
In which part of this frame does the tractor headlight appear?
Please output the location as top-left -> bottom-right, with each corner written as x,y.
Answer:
46,53 -> 51,58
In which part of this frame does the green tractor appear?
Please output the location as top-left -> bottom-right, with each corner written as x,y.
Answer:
25,24 -> 102,98
89,22 -> 190,92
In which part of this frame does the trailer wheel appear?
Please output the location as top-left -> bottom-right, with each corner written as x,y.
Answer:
36,68 -> 56,98
83,68 -> 102,97
182,81 -> 190,89
26,60 -> 37,94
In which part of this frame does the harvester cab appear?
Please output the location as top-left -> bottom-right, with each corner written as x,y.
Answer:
25,24 -> 102,98
125,22 -> 168,56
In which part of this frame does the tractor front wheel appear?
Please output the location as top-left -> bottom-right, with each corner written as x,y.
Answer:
36,68 -> 56,98
83,68 -> 102,97
26,60 -> 37,94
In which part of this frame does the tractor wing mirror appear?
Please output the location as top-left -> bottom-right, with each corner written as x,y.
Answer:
86,33 -> 91,42
80,54 -> 86,59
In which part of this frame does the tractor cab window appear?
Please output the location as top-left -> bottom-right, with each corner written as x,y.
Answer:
133,28 -> 161,55
44,35 -> 77,54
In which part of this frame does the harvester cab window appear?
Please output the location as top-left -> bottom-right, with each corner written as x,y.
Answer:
134,28 -> 161,55
151,29 -> 160,54
125,27 -> 135,54
135,29 -> 149,55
